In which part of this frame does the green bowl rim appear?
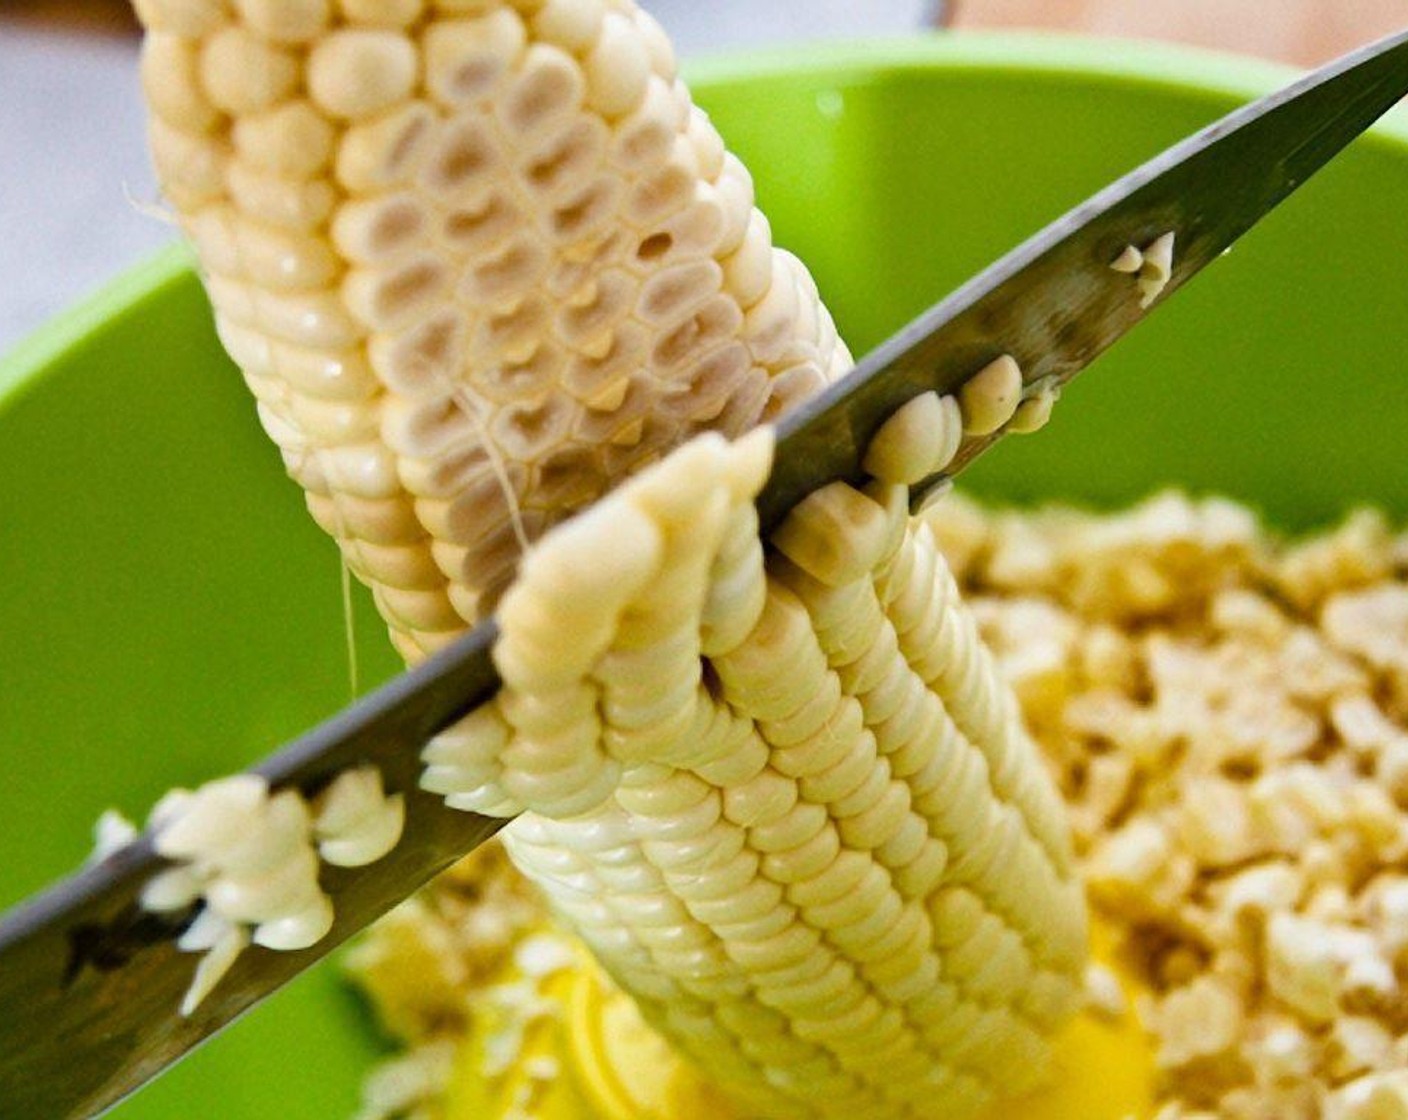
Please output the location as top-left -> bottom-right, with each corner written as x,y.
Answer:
5,30 -> 1407,410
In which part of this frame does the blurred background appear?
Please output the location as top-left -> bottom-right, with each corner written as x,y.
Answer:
2,0 -> 1407,352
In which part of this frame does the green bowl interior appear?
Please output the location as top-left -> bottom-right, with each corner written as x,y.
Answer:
3,32 -> 1407,1118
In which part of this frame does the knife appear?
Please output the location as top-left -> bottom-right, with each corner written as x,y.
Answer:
3,26 -> 1407,1120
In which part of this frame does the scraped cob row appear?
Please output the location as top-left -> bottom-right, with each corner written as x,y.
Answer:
137,0 -> 850,661
134,1 -> 1086,1116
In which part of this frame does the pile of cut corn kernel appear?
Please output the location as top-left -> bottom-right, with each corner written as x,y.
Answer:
937,493 -> 1408,1120
350,492 -> 1408,1120
344,843 -> 559,1119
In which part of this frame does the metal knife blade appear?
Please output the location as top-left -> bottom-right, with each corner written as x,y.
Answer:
762,25 -> 1408,524
3,26 -> 1407,1120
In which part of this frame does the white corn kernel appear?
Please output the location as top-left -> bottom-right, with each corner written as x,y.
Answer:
1006,382 -> 1060,435
862,392 -> 964,486
233,100 -> 336,178
199,26 -> 301,115
584,12 -> 650,118
1138,231 -> 1176,308
136,3 -> 1082,1114
309,30 -> 420,120
142,33 -> 223,133
1266,912 -> 1342,1023
959,355 -> 1023,437
1109,244 -> 1143,273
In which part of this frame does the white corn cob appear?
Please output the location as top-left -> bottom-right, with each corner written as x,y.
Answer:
136,0 -> 850,661
423,429 -> 1085,1119
135,2 -> 1085,1116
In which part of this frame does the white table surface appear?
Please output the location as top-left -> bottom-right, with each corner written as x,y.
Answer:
0,1 -> 931,356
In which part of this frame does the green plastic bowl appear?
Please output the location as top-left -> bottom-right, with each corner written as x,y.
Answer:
3,32 -> 1407,1119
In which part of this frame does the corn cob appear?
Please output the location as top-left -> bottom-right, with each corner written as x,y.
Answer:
134,2 -> 1086,1116
424,429 -> 1086,1118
